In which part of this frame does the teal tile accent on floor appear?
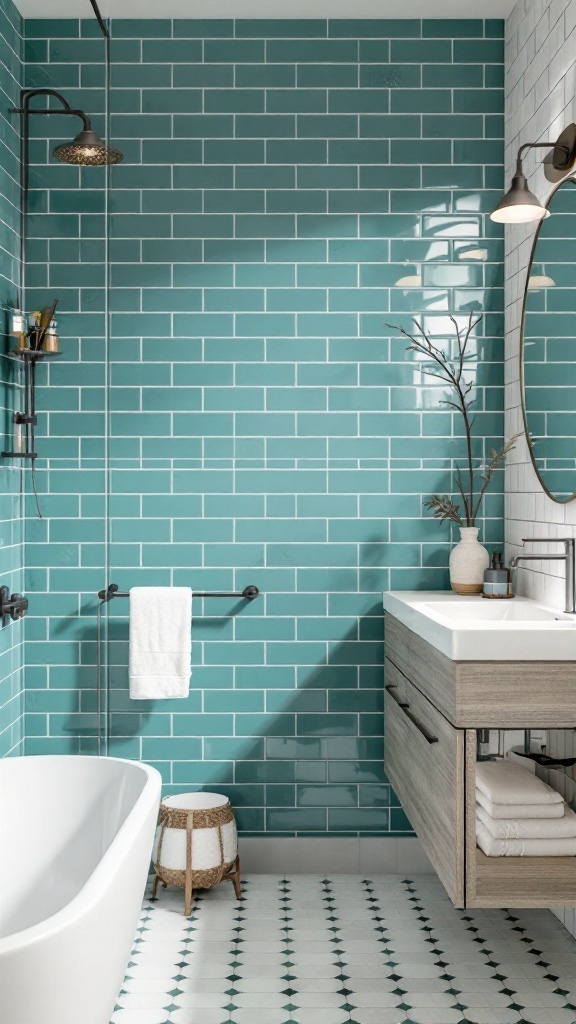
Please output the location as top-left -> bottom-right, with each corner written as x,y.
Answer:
21,17 -> 504,834
0,0 -> 24,759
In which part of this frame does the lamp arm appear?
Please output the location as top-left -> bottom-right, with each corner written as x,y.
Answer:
516,141 -> 571,174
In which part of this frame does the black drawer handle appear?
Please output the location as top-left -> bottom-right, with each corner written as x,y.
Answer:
385,684 -> 438,745
385,683 -> 408,707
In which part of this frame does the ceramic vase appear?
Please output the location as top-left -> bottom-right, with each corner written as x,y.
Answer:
449,526 -> 489,595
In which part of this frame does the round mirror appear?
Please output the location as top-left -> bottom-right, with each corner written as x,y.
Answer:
521,176 -> 576,502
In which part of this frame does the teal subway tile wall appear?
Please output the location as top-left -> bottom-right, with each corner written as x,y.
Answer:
0,0 -> 24,758
21,18 -> 504,834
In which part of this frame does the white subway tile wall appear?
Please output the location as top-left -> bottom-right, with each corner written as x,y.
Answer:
506,0 -> 576,609
506,0 -> 576,936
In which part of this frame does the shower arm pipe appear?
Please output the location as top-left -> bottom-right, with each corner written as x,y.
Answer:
88,0 -> 109,39
14,89 -> 93,310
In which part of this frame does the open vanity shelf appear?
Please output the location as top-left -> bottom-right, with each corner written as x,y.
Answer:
384,612 -> 576,909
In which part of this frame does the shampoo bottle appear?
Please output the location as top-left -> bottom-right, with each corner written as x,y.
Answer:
482,552 -> 513,599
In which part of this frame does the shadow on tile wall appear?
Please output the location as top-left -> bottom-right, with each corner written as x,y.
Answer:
22,17 -> 505,834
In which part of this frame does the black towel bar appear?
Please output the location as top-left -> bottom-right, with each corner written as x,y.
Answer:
97,583 -> 259,603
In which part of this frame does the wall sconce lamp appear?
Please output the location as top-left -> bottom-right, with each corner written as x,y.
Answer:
491,125 -> 576,224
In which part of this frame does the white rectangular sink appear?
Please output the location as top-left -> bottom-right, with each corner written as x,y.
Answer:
383,591 -> 576,661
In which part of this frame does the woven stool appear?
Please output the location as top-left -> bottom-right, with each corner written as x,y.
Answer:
151,793 -> 240,915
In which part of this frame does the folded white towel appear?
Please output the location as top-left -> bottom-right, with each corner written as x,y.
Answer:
476,760 -> 563,806
476,788 -> 565,819
476,802 -> 576,839
506,749 -> 536,773
476,818 -> 576,857
129,587 -> 192,699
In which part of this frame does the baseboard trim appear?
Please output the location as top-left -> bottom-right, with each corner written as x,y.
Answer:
553,906 -> 576,939
238,836 -> 434,874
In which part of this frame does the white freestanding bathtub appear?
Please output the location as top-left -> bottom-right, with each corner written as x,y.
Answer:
0,755 -> 161,1024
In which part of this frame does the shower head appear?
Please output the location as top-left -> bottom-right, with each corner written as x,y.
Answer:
53,127 -> 123,166
16,88 -> 124,167
15,86 -> 126,320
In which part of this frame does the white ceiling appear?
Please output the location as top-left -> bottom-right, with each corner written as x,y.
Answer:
17,0 -> 515,20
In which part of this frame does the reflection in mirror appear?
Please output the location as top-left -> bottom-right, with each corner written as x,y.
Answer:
521,176 -> 576,502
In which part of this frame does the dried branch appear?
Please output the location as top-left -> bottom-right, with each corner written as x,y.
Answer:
471,434 -> 519,522
454,464 -> 471,524
423,495 -> 463,526
387,312 -> 515,528
387,311 -> 478,524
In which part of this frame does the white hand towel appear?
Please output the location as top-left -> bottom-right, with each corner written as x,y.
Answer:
476,802 -> 576,839
129,587 -> 192,699
476,759 -> 563,806
476,818 -> 576,857
476,788 -> 565,819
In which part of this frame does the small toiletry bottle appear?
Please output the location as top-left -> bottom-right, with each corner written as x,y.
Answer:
11,310 -> 26,350
483,552 -> 511,598
12,413 -> 24,453
43,319 -> 59,353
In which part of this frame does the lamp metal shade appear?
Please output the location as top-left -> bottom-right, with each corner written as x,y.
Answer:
490,172 -> 548,224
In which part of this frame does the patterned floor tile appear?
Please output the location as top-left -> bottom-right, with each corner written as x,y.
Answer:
348,991 -> 406,1008
168,1011 -> 228,1024
288,965 -> 341,978
110,874 -> 576,1024
406,1011 -> 464,1024
173,993 -> 230,1008
287,978 -> 344,993
233,978 -> 286,992
458,1012 -> 521,1024
284,1012 -> 350,1024
227,1012 -> 290,1024
115,991 -> 171,1007
111,1012 -> 170,1024
520,1012 -> 576,1024
350,1012 -> 409,1024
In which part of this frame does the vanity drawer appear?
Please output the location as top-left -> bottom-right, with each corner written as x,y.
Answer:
385,613 -> 457,723
384,655 -> 409,706
385,672 -> 465,906
384,615 -> 415,687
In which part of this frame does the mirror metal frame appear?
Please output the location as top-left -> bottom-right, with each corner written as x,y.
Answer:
519,174 -> 576,504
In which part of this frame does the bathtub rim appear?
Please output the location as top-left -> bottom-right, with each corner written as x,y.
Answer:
0,755 -> 162,956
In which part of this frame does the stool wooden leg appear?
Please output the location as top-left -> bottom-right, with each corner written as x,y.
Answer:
151,873 -> 160,899
232,856 -> 241,900
184,874 -> 193,917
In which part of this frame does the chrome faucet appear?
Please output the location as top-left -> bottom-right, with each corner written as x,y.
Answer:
509,537 -> 576,614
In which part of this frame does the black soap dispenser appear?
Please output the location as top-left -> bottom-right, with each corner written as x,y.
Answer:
482,551 -> 514,599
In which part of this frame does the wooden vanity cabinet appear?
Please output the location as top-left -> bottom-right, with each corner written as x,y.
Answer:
384,613 -> 576,909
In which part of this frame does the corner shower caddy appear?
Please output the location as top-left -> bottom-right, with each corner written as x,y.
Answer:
2,347 -> 61,461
